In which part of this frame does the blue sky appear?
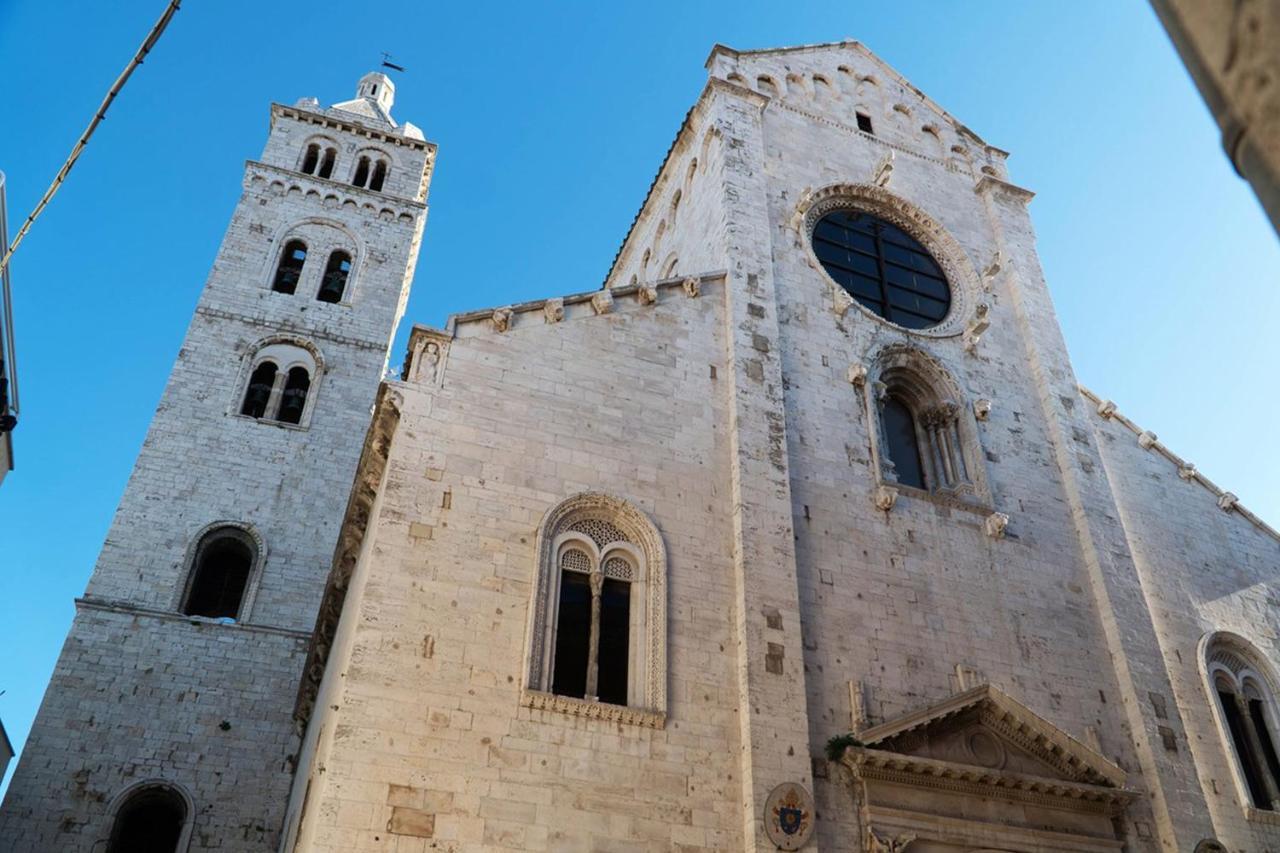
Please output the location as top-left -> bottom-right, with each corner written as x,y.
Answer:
0,0 -> 1276,791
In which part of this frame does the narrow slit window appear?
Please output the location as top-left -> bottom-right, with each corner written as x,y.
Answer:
272,240 -> 307,294
183,534 -> 253,620
277,367 -> 310,425
240,362 -> 277,419
317,251 -> 351,303
369,160 -> 388,192
596,578 -> 631,706
352,156 -> 370,188
856,112 -> 874,134
300,144 -> 320,175
318,147 -> 336,179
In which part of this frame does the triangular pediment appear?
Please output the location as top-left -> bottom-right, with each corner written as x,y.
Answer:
855,684 -> 1125,788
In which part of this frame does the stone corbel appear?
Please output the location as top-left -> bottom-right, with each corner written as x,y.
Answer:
491,306 -> 514,333
638,285 -> 658,306
984,511 -> 1009,539
973,398 -> 992,421
847,363 -> 868,387
833,286 -> 855,318
1178,463 -> 1197,481
869,829 -> 917,853
874,485 -> 899,512
1138,431 -> 1158,450
963,303 -> 990,354
1097,399 -> 1117,419
872,150 -> 895,187
591,289 -> 614,315
682,275 -> 701,298
1217,492 -> 1239,512
543,298 -> 564,324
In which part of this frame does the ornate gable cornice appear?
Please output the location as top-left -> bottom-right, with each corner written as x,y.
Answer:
855,683 -> 1126,788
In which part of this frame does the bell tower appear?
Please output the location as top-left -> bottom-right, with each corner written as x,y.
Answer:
0,75 -> 433,851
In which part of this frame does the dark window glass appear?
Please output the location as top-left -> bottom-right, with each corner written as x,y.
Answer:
241,362 -> 277,418
370,160 -> 388,192
317,251 -> 351,304
1250,699 -> 1280,806
597,578 -> 630,706
352,156 -> 370,188
278,367 -> 310,425
883,396 -> 925,489
272,240 -> 307,294
318,147 -> 336,179
551,571 -> 590,699
1222,690 -> 1271,807
813,210 -> 950,328
107,787 -> 186,853
301,144 -> 320,175
183,535 -> 253,620
856,112 -> 874,134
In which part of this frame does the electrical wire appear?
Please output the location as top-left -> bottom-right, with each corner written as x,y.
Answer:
0,0 -> 182,277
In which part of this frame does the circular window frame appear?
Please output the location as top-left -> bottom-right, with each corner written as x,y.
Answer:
798,183 -> 980,338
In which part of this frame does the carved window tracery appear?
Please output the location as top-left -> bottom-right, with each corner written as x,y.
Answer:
524,493 -> 666,726
1205,635 -> 1280,812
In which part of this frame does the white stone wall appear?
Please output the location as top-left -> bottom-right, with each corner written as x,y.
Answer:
1090,399 -> 1280,849
0,89 -> 429,852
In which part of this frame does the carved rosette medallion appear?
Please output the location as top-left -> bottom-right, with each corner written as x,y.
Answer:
763,782 -> 815,850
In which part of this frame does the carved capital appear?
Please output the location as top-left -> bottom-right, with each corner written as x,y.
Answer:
543,298 -> 564,324
491,307 -> 514,333
682,275 -> 701,298
847,363 -> 868,387
591,289 -> 614,315
1097,399 -> 1117,419
973,398 -> 992,421
1218,492 -> 1239,512
984,511 -> 1009,539
874,485 -> 899,512
1138,431 -> 1158,450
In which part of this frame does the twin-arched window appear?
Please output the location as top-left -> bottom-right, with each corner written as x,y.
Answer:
524,493 -> 667,723
351,153 -> 389,192
269,239 -> 352,303
1207,636 -> 1280,811
300,142 -> 337,179
238,341 -> 320,427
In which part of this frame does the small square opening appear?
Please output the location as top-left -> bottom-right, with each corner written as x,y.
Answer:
856,112 -> 874,134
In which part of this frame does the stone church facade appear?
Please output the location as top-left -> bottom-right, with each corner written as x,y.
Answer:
2,40 -> 1279,853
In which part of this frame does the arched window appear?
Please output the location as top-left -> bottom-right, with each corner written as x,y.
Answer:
317,251 -> 351,303
317,147 -> 336,179
182,527 -> 255,620
237,339 -> 322,428
866,346 -> 991,506
352,156 -> 370,188
1206,635 -> 1280,810
300,143 -> 320,176
369,159 -> 388,192
882,395 -> 925,489
107,783 -> 189,853
278,367 -> 311,425
271,240 -> 307,294
240,362 -> 277,418
525,493 -> 667,724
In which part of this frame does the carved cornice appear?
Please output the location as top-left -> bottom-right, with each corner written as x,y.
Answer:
974,174 -> 1036,203
844,747 -> 1135,812
293,384 -> 403,728
519,689 -> 665,729
1077,384 -> 1280,542
195,305 -> 388,352
246,161 -> 426,214
76,597 -> 311,641
272,103 -> 433,152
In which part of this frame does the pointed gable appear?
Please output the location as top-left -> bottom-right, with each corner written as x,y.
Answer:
855,684 -> 1127,788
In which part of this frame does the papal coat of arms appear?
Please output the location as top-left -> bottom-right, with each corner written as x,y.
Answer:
763,782 -> 815,850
